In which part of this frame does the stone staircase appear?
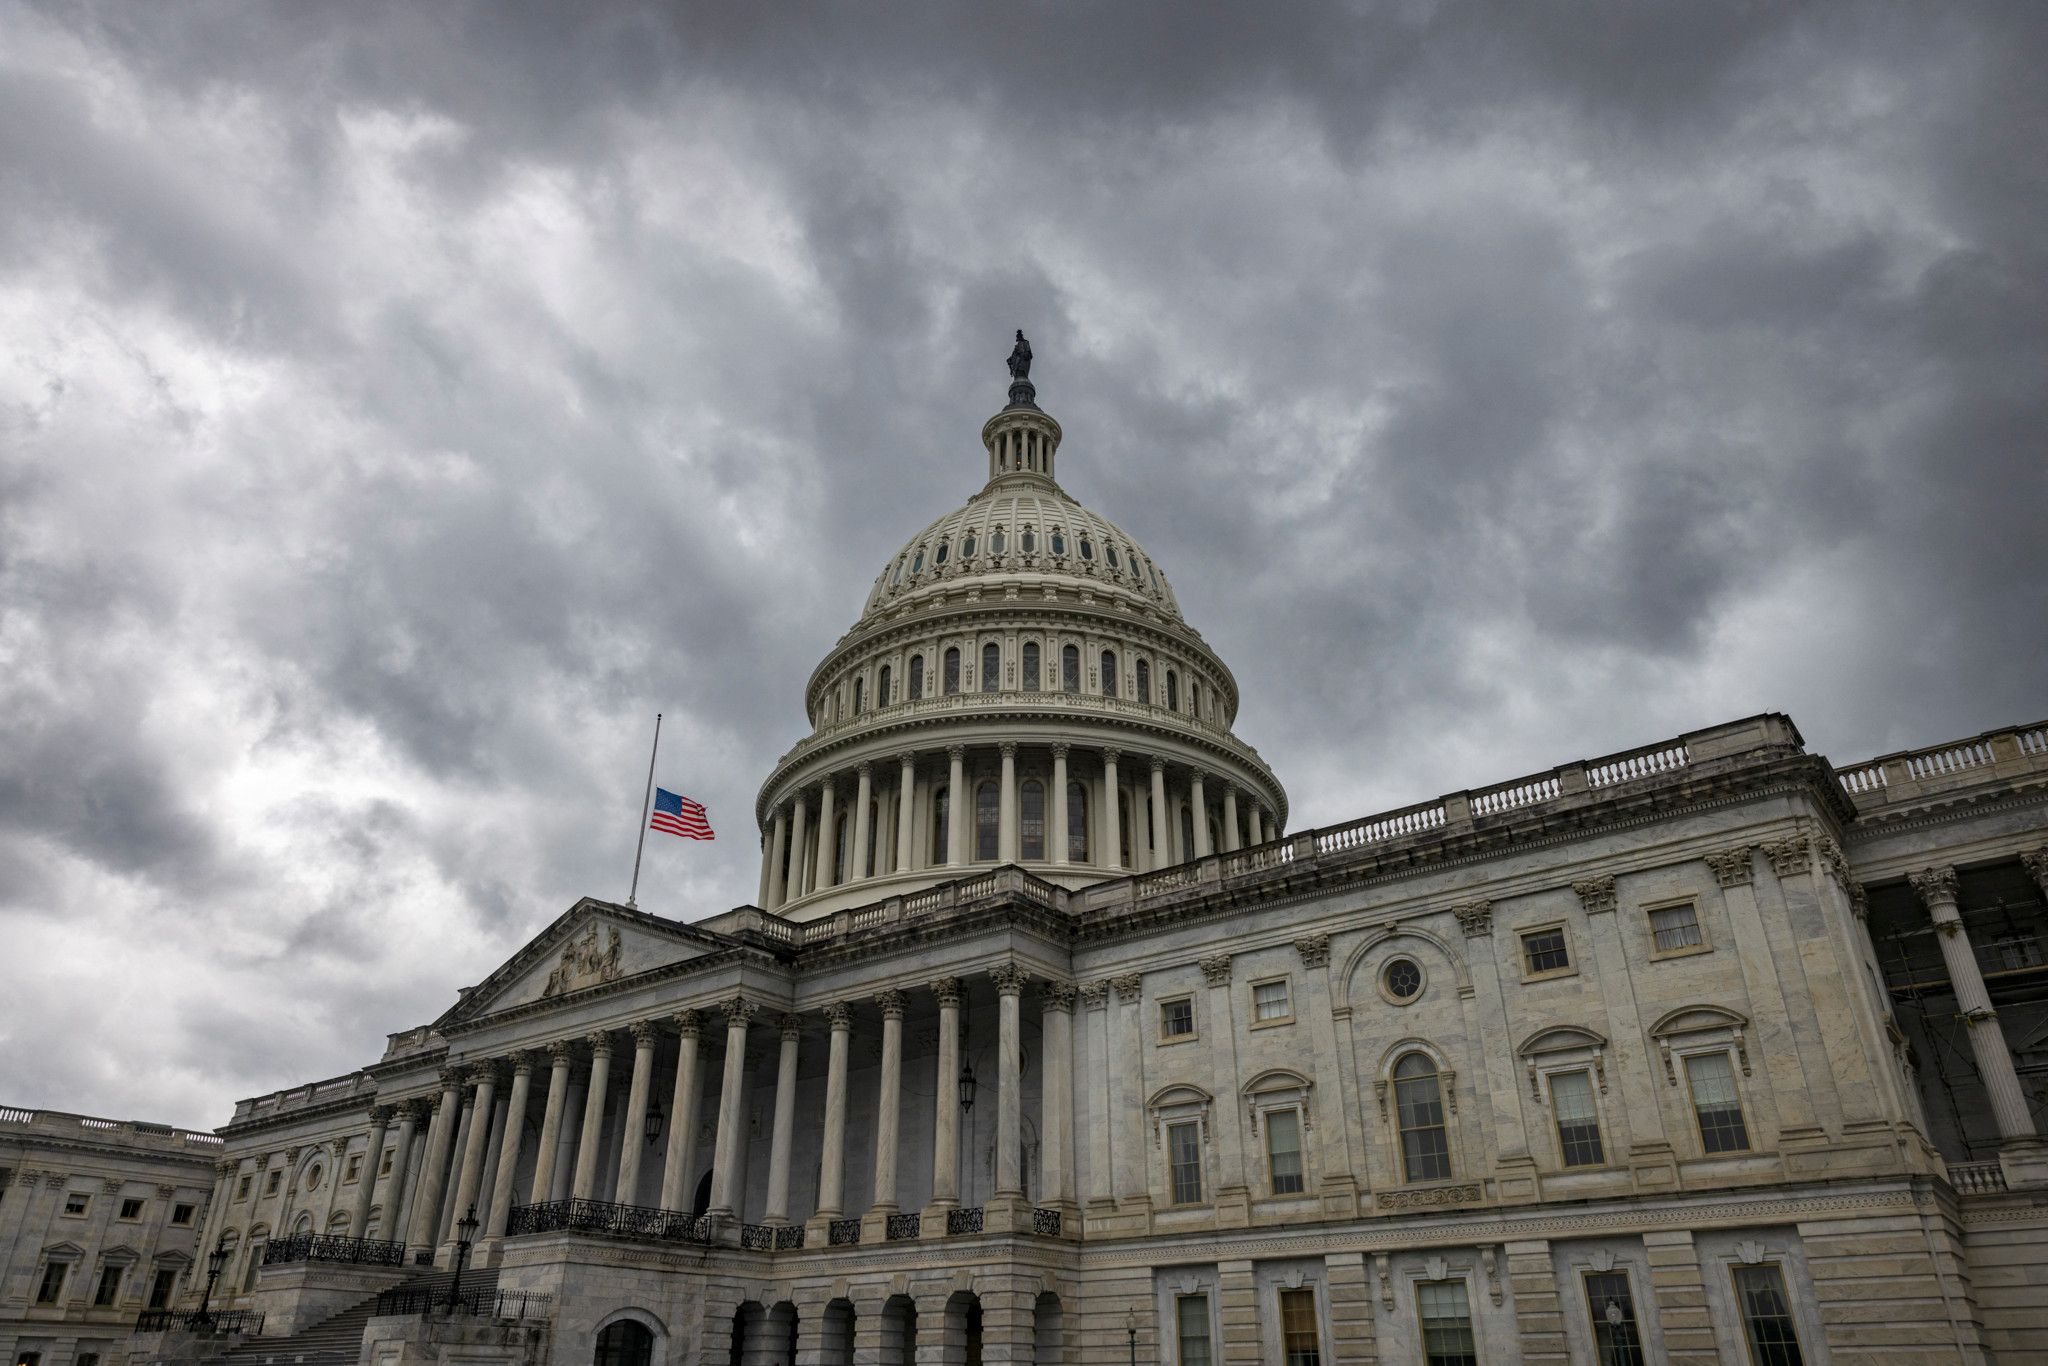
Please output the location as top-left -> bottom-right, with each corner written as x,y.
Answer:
221,1267 -> 502,1366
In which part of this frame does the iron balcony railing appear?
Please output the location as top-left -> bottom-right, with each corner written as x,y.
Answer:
506,1199 -> 712,1245
1032,1207 -> 1063,1236
828,1218 -> 861,1245
885,1213 -> 922,1241
775,1224 -> 804,1249
135,1309 -> 265,1335
947,1206 -> 983,1235
373,1287 -> 552,1321
262,1234 -> 408,1267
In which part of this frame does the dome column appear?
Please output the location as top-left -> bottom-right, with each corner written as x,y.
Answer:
1050,744 -> 1070,865
998,743 -> 1020,862
764,807 -> 789,909
1221,782 -> 1241,853
946,746 -> 968,866
1190,770 -> 1212,857
814,777 -> 837,890
895,753 -> 916,873
787,792 -> 810,898
852,763 -> 874,881
1101,749 -> 1122,871
1149,758 -> 1170,869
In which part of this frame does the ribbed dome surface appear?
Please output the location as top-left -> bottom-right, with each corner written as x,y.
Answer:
860,477 -> 1183,623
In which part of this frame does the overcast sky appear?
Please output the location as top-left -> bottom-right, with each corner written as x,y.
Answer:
3,2 -> 2043,1130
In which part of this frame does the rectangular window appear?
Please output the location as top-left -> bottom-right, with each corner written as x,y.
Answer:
1416,1281 -> 1476,1366
1167,1120 -> 1203,1205
1685,1052 -> 1751,1153
1265,1108 -> 1305,1194
1160,997 -> 1195,1039
119,1197 -> 145,1220
1522,927 -> 1570,974
64,1192 -> 89,1216
345,1154 -> 362,1183
264,1170 -> 280,1195
1732,1264 -> 1806,1366
1252,979 -> 1292,1023
379,1148 -> 394,1176
1175,1294 -> 1211,1366
93,1266 -> 123,1307
1551,1070 -> 1605,1167
150,1268 -> 179,1309
236,1175 -> 252,1200
171,1203 -> 195,1225
36,1262 -> 68,1304
1583,1271 -> 1645,1366
1650,902 -> 1703,953
1278,1288 -> 1320,1366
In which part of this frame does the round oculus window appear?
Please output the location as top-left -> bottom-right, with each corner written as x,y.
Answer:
1382,958 -> 1423,1003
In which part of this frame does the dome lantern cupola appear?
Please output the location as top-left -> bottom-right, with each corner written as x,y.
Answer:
982,329 -> 1062,486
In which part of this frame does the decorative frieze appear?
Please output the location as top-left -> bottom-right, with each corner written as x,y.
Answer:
1375,1183 -> 1483,1210
1197,954 -> 1233,986
1704,847 -> 1755,887
1571,876 -> 1617,915
1295,934 -> 1331,968
1452,902 -> 1493,937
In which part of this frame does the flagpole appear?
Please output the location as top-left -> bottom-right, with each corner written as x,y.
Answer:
627,713 -> 662,907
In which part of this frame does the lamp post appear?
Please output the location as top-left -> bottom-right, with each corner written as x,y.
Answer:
645,1096 -> 664,1146
193,1233 -> 230,1328
445,1205 -> 480,1311
1125,1307 -> 1138,1366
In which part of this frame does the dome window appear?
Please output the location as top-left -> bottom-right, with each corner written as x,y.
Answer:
1067,782 -> 1089,860
1050,530 -> 1066,556
878,665 -> 892,706
1101,649 -> 1118,697
962,533 -> 977,560
1062,644 -> 1081,693
935,539 -> 950,565
892,558 -> 905,586
1166,669 -> 1179,711
909,655 -> 925,700
982,642 -> 1001,692
1079,537 -> 1095,562
975,781 -> 1000,860
1022,528 -> 1037,554
853,677 -> 865,715
1021,780 -> 1046,860
1107,543 -> 1120,569
1022,641 -> 1041,691
991,528 -> 1006,556
912,548 -> 926,574
1136,659 -> 1151,704
943,647 -> 961,695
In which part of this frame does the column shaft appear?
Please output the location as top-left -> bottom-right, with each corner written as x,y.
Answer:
386,1107 -> 424,1241
764,1018 -> 802,1223
995,967 -> 1024,1197
615,1024 -> 659,1202
815,780 -> 838,890
873,992 -> 905,1210
1221,784 -> 1241,853
1102,752 -> 1122,871
659,1013 -> 704,1210
852,765 -> 874,880
765,809 -> 789,910
787,794 -> 810,898
348,1110 -> 390,1237
947,749 -> 968,865
1149,760 -> 1170,867
528,1046 -> 573,1203
817,1007 -> 851,1217
1190,773 -> 1211,857
998,745 -> 1019,861
405,1075 -> 461,1252
1043,988 -> 1075,1204
485,1061 -> 533,1236
450,1071 -> 498,1236
932,982 -> 961,1205
570,1036 -> 613,1200
895,755 -> 916,873
1050,748 -> 1070,865
1914,869 -> 2036,1138
709,1002 -> 756,1217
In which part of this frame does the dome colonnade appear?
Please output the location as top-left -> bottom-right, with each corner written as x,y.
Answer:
755,356 -> 1287,920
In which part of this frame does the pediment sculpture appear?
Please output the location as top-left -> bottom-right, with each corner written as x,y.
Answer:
542,923 -> 624,998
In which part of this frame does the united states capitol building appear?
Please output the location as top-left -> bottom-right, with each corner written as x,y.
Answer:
5,352 -> 2047,1366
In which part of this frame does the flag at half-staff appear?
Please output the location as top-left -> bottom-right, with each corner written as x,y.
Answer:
650,787 -> 716,840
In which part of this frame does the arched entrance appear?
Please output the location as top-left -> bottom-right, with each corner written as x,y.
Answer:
944,1291 -> 983,1366
1033,1292 -> 1064,1366
691,1170 -> 713,1218
880,1295 -> 917,1366
822,1299 -> 856,1366
595,1320 -> 654,1366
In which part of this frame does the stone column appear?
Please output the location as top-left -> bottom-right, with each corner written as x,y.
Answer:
765,807 -> 789,909
570,1032 -> 614,1200
998,742 -> 1019,861
659,1011 -> 703,1210
787,791 -> 810,899
615,1021 -> 660,1203
449,1065 -> 499,1241
896,752 -> 917,873
1081,983 -> 1113,1213
851,764 -> 874,881
349,1107 -> 391,1239
815,1003 -> 853,1222
993,963 -> 1027,1199
1042,983 -> 1077,1208
757,815 -> 773,907
930,978 -> 962,1210
1110,974 -> 1149,1207
1221,783 -> 1241,853
405,1070 -> 461,1254
1911,866 -> 2036,1138
436,1095 -> 475,1244
947,746 -> 968,865
528,1042 -> 574,1203
709,998 -> 757,1219
1102,749 -> 1123,871
387,1101 -> 426,1240
195,1159 -> 237,1263
1050,745 -> 1070,865
764,1015 -> 802,1224
1190,770 -> 1211,857
871,990 -> 907,1214
484,1055 -> 533,1237
815,777 -> 838,890
1149,758 -> 1170,868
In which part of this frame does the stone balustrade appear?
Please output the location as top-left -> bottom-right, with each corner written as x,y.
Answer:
1834,720 -> 2047,809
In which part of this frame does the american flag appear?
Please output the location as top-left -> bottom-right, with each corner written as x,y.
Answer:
650,787 -> 715,840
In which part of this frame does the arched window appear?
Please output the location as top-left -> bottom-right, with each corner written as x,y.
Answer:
1135,659 -> 1151,704
932,787 -> 950,863
1101,650 -> 1118,697
991,528 -> 1006,556
878,664 -> 892,706
912,547 -> 925,573
1118,793 -> 1133,867
1022,528 -> 1037,554
1166,670 -> 1179,711
909,655 -> 924,700
594,1320 -> 655,1366
1179,804 -> 1194,863
867,801 -> 880,875
853,677 -> 865,715
1021,780 -> 1046,860
1079,536 -> 1094,561
982,643 -> 1000,692
962,532 -> 977,560
1050,529 -> 1066,556
1106,543 -> 1120,569
975,782 -> 1000,860
1068,782 -> 1089,861
935,538 -> 950,565
944,647 -> 961,695
1022,642 -> 1041,691
1191,679 -> 1202,716
892,558 -> 905,585
834,812 -> 850,888
1394,1054 -> 1452,1182
1062,644 -> 1080,692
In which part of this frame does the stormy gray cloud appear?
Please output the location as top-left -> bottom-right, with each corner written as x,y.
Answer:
2,0 -> 2043,1128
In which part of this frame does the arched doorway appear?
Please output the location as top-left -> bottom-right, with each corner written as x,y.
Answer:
880,1295 -> 917,1366
822,1299 -> 856,1366
728,1304 -> 762,1366
944,1291 -> 983,1366
691,1170 -> 712,1219
595,1320 -> 654,1366
1033,1292 -> 1064,1366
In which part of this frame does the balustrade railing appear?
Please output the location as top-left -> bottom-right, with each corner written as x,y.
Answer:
1031,1207 -> 1063,1236
135,1309 -> 264,1335
373,1287 -> 552,1321
261,1234 -> 407,1267
505,1199 -> 710,1245
774,1224 -> 804,1249
1947,1161 -> 2007,1196
739,1223 -> 773,1250
946,1206 -> 984,1235
828,1218 -> 862,1245
885,1213 -> 922,1240
1834,721 -> 2048,805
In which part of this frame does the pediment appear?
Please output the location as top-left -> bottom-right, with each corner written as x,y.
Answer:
1518,1026 -> 1608,1057
440,898 -> 729,1024
1649,1004 -> 1749,1039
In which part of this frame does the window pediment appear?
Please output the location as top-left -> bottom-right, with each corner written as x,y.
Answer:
1518,1026 -> 1608,1057
1649,1005 -> 1748,1039
41,1241 -> 85,1260
1649,1004 -> 1751,1084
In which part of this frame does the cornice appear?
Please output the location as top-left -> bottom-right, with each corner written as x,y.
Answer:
0,1136 -> 220,1172
1841,784 -> 2048,844
442,942 -> 787,1037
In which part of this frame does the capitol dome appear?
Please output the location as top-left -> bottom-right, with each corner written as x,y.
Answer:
754,342 -> 1287,919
